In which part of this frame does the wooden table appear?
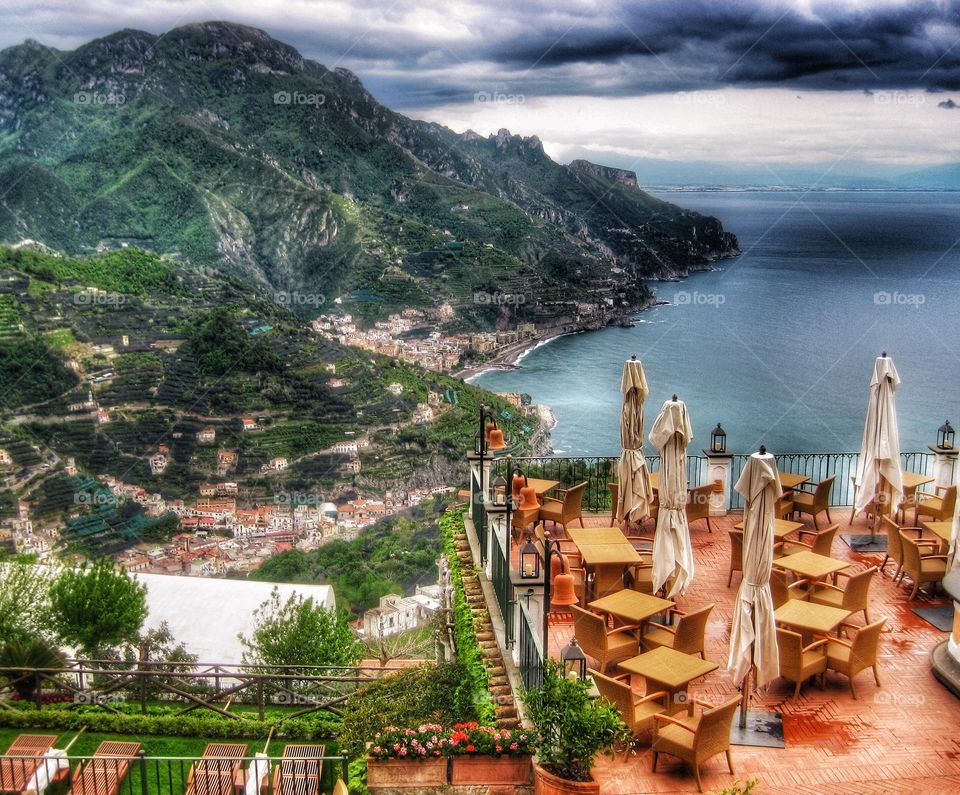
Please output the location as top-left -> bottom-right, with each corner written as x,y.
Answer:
901,471 -> 935,523
589,589 -> 674,625
619,647 -> 719,714
526,478 -> 559,495
778,472 -> 809,491
734,518 -> 805,540
567,527 -> 641,600
776,551 -> 850,583
775,599 -> 851,635
921,520 -> 953,546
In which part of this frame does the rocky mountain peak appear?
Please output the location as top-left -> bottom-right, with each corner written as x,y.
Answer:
567,159 -> 639,188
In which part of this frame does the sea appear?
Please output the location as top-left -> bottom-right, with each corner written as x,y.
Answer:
472,191 -> 960,456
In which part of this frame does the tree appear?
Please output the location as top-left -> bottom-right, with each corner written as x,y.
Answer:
240,588 -> 362,669
48,560 -> 147,656
0,636 -> 66,702
0,562 -> 55,643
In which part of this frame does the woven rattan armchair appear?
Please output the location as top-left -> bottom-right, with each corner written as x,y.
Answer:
880,516 -> 937,581
821,618 -> 886,699
776,523 -> 839,558
790,475 -> 836,529
571,605 -> 639,673
808,566 -> 878,623
770,568 -> 809,609
899,532 -> 949,599
651,695 -> 740,792
590,669 -> 669,754
539,481 -> 587,532
727,530 -> 743,587
915,484 -> 958,523
642,604 -> 714,658
685,483 -> 715,532
776,627 -> 828,700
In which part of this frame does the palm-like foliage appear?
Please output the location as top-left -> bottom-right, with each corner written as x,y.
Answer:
0,636 -> 66,702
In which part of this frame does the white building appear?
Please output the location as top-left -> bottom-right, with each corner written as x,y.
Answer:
362,585 -> 441,638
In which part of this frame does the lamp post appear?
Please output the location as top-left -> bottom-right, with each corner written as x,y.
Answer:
938,420 -> 955,451
561,637 -> 587,680
711,423 -> 727,454
475,404 -> 506,508
541,531 -> 579,666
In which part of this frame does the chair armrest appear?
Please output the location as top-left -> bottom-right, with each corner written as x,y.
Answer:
653,714 -> 697,731
610,672 -> 631,682
786,540 -> 814,552
667,607 -> 687,617
791,484 -> 816,494
542,497 -> 563,506
822,634 -> 853,648
635,689 -> 670,705
692,697 -> 717,710
644,621 -> 677,636
923,555 -> 950,561
554,488 -> 570,497
796,528 -> 819,539
915,539 -> 940,546
809,581 -> 843,594
607,624 -> 641,637
802,638 -> 830,653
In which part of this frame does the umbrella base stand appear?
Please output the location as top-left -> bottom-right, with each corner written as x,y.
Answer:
841,533 -> 887,552
730,710 -> 784,748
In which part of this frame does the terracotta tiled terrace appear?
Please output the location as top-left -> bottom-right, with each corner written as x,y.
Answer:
533,511 -> 960,794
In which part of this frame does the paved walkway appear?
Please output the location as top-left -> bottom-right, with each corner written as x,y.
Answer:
538,511 -> 960,794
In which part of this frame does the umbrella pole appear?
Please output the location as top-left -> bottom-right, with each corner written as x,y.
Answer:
739,663 -> 752,729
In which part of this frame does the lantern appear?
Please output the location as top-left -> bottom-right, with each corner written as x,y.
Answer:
938,420 -> 955,450
561,637 -> 587,680
490,475 -> 508,507
519,532 -> 541,578
711,423 -> 727,453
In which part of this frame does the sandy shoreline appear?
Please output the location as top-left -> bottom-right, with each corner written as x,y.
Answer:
456,330 -> 582,382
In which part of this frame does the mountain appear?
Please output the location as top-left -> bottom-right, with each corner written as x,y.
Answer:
0,22 -> 738,331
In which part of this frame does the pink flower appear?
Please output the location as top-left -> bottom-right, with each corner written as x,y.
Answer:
510,742 -> 518,751
398,747 -> 407,757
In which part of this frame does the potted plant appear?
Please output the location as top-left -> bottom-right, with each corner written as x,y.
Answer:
366,723 -> 449,788
522,661 -> 631,794
448,721 -> 537,785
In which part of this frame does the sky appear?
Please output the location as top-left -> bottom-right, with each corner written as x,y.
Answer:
3,0 -> 960,177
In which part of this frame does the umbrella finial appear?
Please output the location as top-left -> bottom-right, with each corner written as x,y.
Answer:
630,354 -> 637,360
672,394 -> 678,401
881,351 -> 887,357
759,445 -> 766,455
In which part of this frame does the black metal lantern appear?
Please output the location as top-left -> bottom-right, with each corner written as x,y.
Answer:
519,531 -> 541,579
490,474 -> 508,507
561,637 -> 587,680
711,423 -> 727,453
938,420 -> 955,450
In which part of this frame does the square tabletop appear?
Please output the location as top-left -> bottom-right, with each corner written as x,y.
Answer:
902,471 -> 935,490
576,542 -> 642,566
588,589 -> 674,624
619,647 -> 719,688
734,518 -> 805,539
775,599 -> 851,635
778,472 -> 809,490
776,550 -> 850,580
526,478 -> 560,495
921,520 -> 953,543
568,527 -> 629,546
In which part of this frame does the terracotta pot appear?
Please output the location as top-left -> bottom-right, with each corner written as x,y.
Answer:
533,763 -> 599,795
366,756 -> 448,788
451,754 -> 532,785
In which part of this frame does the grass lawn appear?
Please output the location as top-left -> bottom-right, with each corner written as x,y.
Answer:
0,729 -> 344,795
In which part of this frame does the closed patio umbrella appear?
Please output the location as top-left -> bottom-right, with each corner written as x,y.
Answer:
728,449 -> 781,722
615,356 -> 653,525
950,460 -> 960,573
852,354 -> 903,528
649,396 -> 694,597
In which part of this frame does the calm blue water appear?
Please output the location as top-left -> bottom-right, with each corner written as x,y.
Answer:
474,191 -> 960,456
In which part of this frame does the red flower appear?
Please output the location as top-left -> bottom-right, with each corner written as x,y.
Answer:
466,744 -> 476,753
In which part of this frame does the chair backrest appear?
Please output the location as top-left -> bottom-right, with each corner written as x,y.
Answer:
776,627 -> 804,676
608,482 -> 619,524
814,476 -> 836,508
849,618 -> 886,673
882,516 -> 903,563
563,482 -> 588,517
810,524 -> 839,556
770,569 -> 789,609
728,530 -> 743,572
572,605 -> 608,656
899,531 -> 923,574
940,485 -> 958,517
589,668 -> 634,718
693,695 -> 740,756
686,484 -> 714,522
841,566 -> 877,610
675,604 -> 714,654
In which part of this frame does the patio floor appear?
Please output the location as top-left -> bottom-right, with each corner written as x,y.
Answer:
536,510 -> 960,794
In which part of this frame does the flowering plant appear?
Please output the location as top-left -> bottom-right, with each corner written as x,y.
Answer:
368,723 -> 537,759
447,722 -> 538,757
368,724 -> 449,760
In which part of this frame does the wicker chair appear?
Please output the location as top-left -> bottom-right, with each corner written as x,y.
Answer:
822,619 -> 886,699
590,669 -> 669,754
879,516 -> 938,580
776,627 -> 828,700
776,523 -> 839,559
776,496 -> 794,519
571,605 -> 639,673
915,484 -> 958,523
651,695 -> 740,793
642,604 -> 714,658
899,532 -> 949,599
727,530 -> 743,587
790,475 -> 835,529
770,569 -> 808,610
685,483 -> 714,532
626,558 -> 655,595
539,481 -> 587,533
808,566 -> 878,623
608,482 -> 619,525
534,523 -> 581,567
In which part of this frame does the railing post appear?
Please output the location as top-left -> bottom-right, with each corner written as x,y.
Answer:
341,753 -> 350,789
929,445 -> 958,490
703,450 -> 733,515
138,750 -> 148,795
257,678 -> 264,720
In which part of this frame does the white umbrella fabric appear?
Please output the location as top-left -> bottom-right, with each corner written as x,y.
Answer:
649,397 -> 695,597
728,451 -> 781,690
616,357 -> 653,525
853,355 -> 903,523
950,458 -> 960,573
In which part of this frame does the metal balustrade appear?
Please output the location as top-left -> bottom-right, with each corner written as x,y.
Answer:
516,599 -> 544,692
489,513 -> 515,648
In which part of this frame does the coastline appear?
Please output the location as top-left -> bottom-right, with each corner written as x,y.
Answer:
456,330 -> 581,383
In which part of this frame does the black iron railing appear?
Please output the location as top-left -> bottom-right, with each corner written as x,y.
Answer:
0,752 -> 349,795
489,513 -> 515,647
470,466 -> 488,565
516,598 -> 544,693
